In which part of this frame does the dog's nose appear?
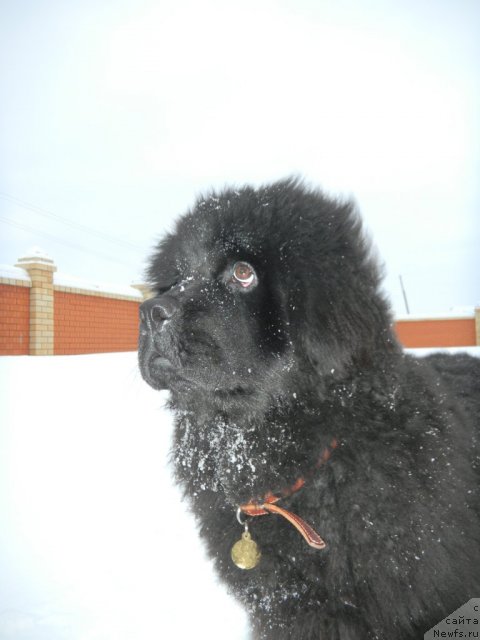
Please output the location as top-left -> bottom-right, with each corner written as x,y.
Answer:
139,295 -> 179,331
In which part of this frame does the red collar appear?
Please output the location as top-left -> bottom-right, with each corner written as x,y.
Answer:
238,438 -> 338,549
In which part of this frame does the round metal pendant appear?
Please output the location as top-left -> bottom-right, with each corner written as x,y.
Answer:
231,531 -> 261,570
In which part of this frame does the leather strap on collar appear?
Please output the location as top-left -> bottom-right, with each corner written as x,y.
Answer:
238,438 -> 338,549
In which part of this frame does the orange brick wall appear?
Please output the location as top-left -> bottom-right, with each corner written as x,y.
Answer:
394,318 -> 476,348
0,284 -> 30,355
54,291 -> 140,355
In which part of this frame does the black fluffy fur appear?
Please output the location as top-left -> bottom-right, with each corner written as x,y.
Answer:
138,178 -> 480,639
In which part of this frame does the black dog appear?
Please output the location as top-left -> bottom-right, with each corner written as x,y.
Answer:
138,179 -> 480,639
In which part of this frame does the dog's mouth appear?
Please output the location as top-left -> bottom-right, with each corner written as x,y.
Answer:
139,344 -> 199,392
138,333 -> 260,398
139,343 -> 176,390
150,355 -> 173,370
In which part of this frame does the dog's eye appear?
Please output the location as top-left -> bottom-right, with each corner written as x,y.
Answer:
232,262 -> 256,288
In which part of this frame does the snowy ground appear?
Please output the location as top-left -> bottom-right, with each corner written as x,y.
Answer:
0,352 -> 247,640
1,347 -> 479,640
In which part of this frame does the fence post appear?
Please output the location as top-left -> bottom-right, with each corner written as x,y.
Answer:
131,283 -> 153,301
16,249 -> 56,355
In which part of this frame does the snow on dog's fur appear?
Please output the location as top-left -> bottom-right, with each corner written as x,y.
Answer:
139,178 -> 480,639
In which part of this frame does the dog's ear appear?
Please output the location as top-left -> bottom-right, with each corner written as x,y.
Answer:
289,207 -> 395,377
299,282 -> 394,378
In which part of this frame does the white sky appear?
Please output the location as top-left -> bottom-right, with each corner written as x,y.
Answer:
1,0 -> 479,315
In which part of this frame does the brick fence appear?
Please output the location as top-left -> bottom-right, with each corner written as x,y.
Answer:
0,250 -> 150,355
395,315 -> 478,349
0,280 -> 30,354
0,250 -> 479,355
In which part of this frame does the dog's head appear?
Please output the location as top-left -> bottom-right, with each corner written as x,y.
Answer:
139,179 -> 395,413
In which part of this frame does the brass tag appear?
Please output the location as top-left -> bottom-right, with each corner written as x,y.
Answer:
231,530 -> 261,570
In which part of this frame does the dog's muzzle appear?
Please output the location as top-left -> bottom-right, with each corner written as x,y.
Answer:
138,295 -> 179,389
